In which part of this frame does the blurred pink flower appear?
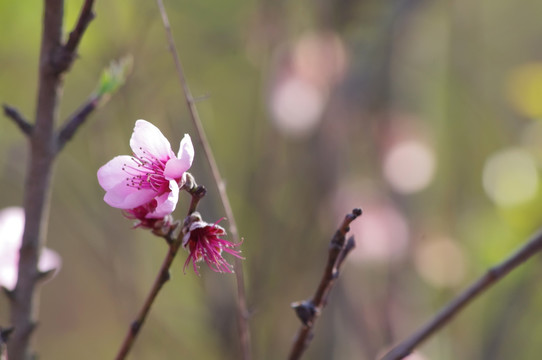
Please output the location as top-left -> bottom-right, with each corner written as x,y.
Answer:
0,207 -> 61,290
97,120 -> 194,218
182,215 -> 243,275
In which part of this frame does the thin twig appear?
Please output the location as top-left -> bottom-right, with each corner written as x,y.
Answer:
2,104 -> 33,135
154,1 -> 252,359
115,186 -> 205,360
56,95 -> 99,152
381,227 -> 542,360
114,231 -> 179,360
288,208 -> 362,360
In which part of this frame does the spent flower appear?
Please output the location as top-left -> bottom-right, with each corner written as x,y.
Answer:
182,212 -> 243,275
0,207 -> 61,290
97,119 -> 194,218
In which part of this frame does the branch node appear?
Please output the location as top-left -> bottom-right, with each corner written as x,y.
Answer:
130,321 -> 141,335
0,327 -> 14,343
291,300 -> 317,326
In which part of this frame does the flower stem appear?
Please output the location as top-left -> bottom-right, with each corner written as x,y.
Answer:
154,1 -> 252,358
115,187 -> 206,360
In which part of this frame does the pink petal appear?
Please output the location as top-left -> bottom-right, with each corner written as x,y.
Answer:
38,248 -> 62,276
0,207 -> 61,290
147,180 -> 179,218
0,207 -> 24,252
130,120 -> 176,162
164,134 -> 194,180
0,265 -> 17,290
104,182 -> 157,209
177,134 -> 194,164
97,155 -> 134,191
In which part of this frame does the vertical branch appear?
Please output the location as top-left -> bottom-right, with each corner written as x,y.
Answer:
154,1 -> 252,359
8,2 -> 64,359
7,1 -> 96,359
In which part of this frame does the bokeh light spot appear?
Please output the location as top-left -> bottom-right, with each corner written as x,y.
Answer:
270,76 -> 325,138
383,140 -> 436,194
482,148 -> 538,207
414,237 -> 466,288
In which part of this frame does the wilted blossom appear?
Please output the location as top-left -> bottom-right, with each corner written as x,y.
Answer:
182,213 -> 243,275
0,207 -> 61,290
97,120 -> 194,219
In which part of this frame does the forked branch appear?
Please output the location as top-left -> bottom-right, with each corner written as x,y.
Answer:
288,208 -> 362,360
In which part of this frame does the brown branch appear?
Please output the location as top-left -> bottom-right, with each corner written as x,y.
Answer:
115,186 -> 205,360
52,0 -> 95,74
154,1 -> 252,359
8,1 -> 96,359
288,208 -> 362,360
114,230 -> 179,360
2,104 -> 33,135
64,0 -> 95,53
381,227 -> 542,360
56,95 -> 99,152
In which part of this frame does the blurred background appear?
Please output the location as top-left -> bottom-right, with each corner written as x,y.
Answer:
2,0 -> 542,359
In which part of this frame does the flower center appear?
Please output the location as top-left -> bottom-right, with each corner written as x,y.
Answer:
122,147 -> 169,192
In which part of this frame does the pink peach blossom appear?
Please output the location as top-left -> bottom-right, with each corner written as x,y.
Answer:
182,215 -> 243,275
0,207 -> 61,290
97,120 -> 194,218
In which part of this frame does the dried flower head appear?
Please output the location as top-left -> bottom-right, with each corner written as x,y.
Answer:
182,212 -> 243,275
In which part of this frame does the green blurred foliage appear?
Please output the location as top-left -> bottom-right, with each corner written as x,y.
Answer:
2,0 -> 542,359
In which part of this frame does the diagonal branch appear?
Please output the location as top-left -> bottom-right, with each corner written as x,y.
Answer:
2,104 -> 33,135
288,208 -> 362,360
56,95 -> 99,152
52,0 -> 96,74
115,230 -> 179,360
381,227 -> 542,360
64,0 -> 95,53
154,1 -> 252,359
115,185 -> 206,360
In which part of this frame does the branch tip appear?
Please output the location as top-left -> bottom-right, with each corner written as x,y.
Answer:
3,104 -> 33,135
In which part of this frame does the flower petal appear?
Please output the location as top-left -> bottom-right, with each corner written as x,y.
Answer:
147,180 -> 179,218
97,155 -> 134,191
38,248 -> 62,276
130,120 -> 176,162
177,134 -> 195,164
0,264 -> 17,290
164,134 -> 194,180
104,182 -> 157,209
0,207 -> 25,252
